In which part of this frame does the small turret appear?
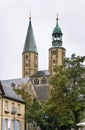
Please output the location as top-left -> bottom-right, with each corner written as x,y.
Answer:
49,15 -> 66,75
52,15 -> 63,47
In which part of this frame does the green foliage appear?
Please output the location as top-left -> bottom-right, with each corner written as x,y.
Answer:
47,54 -> 85,129
14,54 -> 85,130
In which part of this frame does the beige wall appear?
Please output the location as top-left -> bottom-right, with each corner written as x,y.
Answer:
49,47 -> 66,75
0,97 -> 25,130
22,52 -> 38,77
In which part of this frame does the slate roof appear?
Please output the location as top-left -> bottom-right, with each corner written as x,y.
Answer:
1,77 -> 30,89
31,70 -> 50,78
0,83 -> 25,103
34,85 -> 50,100
23,18 -> 38,54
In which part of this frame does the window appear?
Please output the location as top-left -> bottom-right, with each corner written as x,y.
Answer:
6,119 -> 8,130
63,50 -> 65,57
53,68 -> 56,72
42,78 -> 47,84
35,64 -> 37,68
35,55 -> 37,60
34,78 -> 39,85
5,101 -> 8,111
53,59 -> 56,64
26,63 -> 28,67
26,55 -> 28,60
8,120 -> 12,130
52,50 -> 57,55
11,103 -> 16,114
2,118 -> 8,130
12,103 -> 15,111
17,104 -> 20,113
25,71 -> 28,76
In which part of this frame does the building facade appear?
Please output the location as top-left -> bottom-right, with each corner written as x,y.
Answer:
0,82 -> 25,130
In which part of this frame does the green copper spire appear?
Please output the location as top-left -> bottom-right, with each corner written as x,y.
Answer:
52,15 -> 63,47
23,16 -> 38,54
53,14 -> 62,34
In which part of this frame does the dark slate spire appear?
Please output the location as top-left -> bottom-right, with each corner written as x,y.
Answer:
23,16 -> 38,54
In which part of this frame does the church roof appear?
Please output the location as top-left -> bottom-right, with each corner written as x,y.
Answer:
53,24 -> 62,34
1,77 -> 30,89
23,17 -> 38,54
0,82 -> 25,103
31,70 -> 50,78
34,85 -> 50,100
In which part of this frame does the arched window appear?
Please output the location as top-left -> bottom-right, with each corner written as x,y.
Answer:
26,55 -> 28,61
26,63 -> 28,67
42,78 -> 47,84
53,59 -> 56,64
34,78 -> 39,85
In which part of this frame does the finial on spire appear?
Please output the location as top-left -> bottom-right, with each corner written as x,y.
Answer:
56,13 -> 58,26
29,11 -> 31,20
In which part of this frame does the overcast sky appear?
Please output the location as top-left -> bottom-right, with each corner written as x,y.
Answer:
0,0 -> 85,80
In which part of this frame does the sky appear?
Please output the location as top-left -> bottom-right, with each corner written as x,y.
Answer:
0,0 -> 85,80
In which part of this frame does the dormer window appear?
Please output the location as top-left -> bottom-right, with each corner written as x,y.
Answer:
11,83 -> 15,88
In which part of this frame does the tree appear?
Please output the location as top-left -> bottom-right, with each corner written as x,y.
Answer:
15,85 -> 47,130
47,54 -> 85,130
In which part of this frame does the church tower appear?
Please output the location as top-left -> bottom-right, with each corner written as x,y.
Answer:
49,15 -> 66,75
22,16 -> 38,77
